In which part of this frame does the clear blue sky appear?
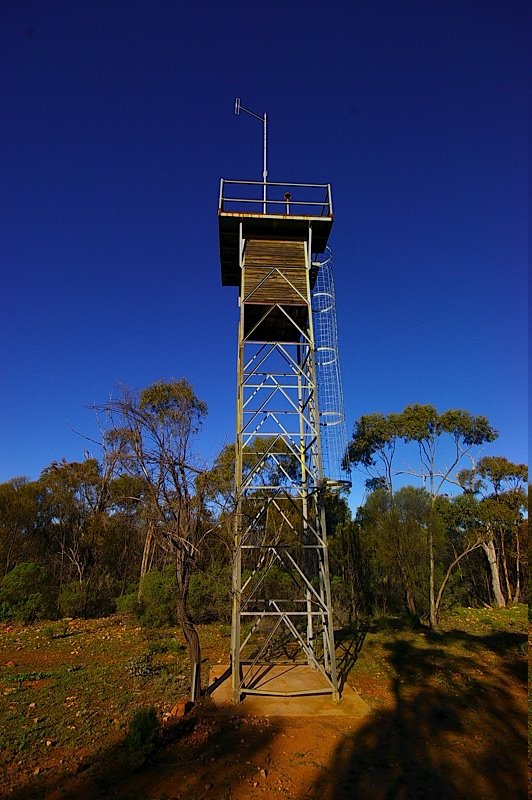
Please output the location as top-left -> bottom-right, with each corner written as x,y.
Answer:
1,1 -> 528,508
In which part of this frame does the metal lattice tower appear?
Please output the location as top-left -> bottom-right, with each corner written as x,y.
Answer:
218,176 -> 345,703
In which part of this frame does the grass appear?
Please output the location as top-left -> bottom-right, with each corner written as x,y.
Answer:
342,604 -> 528,708
443,603 -> 526,631
0,614 -> 198,789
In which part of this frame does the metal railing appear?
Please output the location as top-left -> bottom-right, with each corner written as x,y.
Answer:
219,179 -> 333,218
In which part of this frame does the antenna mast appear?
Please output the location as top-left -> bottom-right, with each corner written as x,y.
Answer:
234,97 -> 268,212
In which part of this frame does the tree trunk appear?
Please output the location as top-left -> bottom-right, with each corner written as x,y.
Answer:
513,527 -> 521,603
398,560 -> 417,617
434,541 -> 482,618
481,539 -> 506,607
405,587 -> 417,617
138,521 -> 154,600
175,562 -> 201,702
428,526 -> 437,629
349,547 -> 360,624
499,531 -> 513,602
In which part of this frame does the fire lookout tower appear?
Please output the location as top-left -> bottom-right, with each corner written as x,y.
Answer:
219,115 -> 349,704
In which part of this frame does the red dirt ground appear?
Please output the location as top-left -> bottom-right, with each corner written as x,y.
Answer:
1,614 -> 528,800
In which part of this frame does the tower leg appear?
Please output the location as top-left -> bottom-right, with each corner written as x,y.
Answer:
230,509 -> 242,703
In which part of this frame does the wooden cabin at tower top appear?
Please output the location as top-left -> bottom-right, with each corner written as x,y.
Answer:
218,180 -> 334,342
218,179 -> 334,286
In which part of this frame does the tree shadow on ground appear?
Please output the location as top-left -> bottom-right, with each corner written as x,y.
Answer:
432,628 -> 528,683
335,621 -> 369,692
305,628 -> 528,800
10,701 -> 281,800
334,614 -> 423,692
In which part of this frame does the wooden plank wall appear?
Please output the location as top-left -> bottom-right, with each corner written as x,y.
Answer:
243,239 -> 308,305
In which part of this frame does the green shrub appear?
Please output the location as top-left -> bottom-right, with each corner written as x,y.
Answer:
0,563 -> 57,622
129,563 -> 232,627
115,590 -> 140,615
59,574 -> 117,618
163,637 -> 186,656
126,652 -> 158,679
43,619 -> 69,639
120,706 -> 159,769
58,581 -> 85,618
137,567 -> 177,627
188,564 -> 231,623
240,563 -> 295,608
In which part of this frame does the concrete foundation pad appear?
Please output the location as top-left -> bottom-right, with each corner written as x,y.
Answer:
208,664 -> 370,717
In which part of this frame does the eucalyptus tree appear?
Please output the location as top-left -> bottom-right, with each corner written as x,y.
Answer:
104,473 -> 149,595
458,457 -> 528,605
99,379 -> 210,701
346,404 -> 498,627
358,486 -> 431,617
40,458 -> 106,588
0,477 -> 44,575
432,492 -> 488,608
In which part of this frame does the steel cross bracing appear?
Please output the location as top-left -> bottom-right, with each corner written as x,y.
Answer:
230,222 -> 339,703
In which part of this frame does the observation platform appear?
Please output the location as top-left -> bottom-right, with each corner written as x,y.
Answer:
218,179 -> 334,287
